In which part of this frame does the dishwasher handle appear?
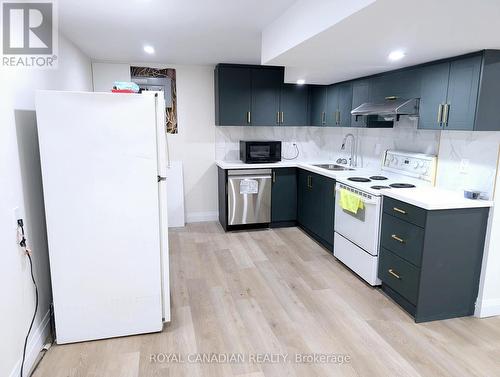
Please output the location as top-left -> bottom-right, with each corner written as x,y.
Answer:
229,175 -> 272,180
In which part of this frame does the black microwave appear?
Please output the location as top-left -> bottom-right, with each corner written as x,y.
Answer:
240,141 -> 282,163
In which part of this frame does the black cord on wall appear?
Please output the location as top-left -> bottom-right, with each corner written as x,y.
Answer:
18,220 -> 39,377
282,143 -> 300,160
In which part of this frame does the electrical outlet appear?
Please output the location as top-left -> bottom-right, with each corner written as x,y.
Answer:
459,159 -> 470,174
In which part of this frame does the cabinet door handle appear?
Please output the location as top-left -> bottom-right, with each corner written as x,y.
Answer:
388,269 -> 401,279
280,111 -> 284,124
437,104 -> 443,126
307,176 -> 312,189
443,103 -> 450,126
391,234 -> 405,243
247,111 -> 251,124
321,112 -> 326,125
276,112 -> 280,125
336,110 -> 341,125
393,207 -> 407,215
272,171 -> 276,183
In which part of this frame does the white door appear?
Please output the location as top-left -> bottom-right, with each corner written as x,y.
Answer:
36,91 -> 163,343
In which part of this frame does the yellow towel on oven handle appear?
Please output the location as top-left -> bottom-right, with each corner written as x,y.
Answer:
339,188 -> 365,214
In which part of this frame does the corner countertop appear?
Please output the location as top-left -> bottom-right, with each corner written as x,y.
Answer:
215,160 -> 494,210
380,187 -> 494,210
215,159 -> 359,181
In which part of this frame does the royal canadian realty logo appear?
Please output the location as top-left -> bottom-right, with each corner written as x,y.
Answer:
1,0 -> 58,68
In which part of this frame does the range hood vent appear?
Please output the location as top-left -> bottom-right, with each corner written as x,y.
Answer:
351,97 -> 419,121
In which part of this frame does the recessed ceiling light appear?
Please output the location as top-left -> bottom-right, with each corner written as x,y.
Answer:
296,79 -> 306,85
143,45 -> 155,54
388,50 -> 405,61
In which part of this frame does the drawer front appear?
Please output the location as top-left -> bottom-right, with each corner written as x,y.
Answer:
378,248 -> 420,305
381,214 -> 424,266
383,197 -> 427,228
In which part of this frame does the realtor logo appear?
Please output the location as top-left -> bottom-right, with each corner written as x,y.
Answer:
2,0 -> 58,68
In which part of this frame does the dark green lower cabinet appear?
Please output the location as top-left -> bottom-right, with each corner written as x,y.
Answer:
271,168 -> 297,226
378,198 -> 489,322
297,169 -> 335,251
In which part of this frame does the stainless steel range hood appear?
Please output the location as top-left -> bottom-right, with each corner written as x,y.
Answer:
351,98 -> 420,119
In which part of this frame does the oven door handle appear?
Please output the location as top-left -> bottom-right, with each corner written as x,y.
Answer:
335,188 -> 378,205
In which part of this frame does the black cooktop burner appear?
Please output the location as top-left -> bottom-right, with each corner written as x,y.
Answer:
389,183 -> 416,188
348,177 -> 371,183
370,176 -> 388,181
371,185 -> 391,190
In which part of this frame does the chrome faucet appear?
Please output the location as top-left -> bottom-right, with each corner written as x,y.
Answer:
340,133 -> 357,167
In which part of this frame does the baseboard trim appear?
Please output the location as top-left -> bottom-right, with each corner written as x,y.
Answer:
185,211 -> 218,223
475,298 -> 500,318
9,310 -> 51,377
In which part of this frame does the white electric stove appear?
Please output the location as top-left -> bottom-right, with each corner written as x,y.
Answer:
333,150 -> 437,286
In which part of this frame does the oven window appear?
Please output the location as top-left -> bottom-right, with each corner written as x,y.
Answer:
249,145 -> 271,159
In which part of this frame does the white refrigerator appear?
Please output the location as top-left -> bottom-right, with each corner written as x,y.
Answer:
35,90 -> 170,344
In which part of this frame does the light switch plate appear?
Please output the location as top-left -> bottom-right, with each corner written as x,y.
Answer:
459,159 -> 470,174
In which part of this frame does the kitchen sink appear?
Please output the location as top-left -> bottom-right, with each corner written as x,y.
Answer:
314,164 -> 354,171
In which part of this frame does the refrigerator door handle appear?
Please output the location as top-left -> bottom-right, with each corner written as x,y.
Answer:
157,175 -> 167,182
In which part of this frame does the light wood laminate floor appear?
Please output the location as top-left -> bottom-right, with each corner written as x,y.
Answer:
34,223 -> 500,377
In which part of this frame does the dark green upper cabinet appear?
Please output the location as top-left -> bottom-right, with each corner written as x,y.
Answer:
251,67 -> 283,126
337,83 -> 353,127
308,86 -> 328,126
370,69 -> 420,102
418,53 -> 487,131
444,56 -> 482,130
326,85 -> 339,126
351,80 -> 370,127
216,51 -> 500,131
271,168 -> 297,223
418,63 -> 450,130
326,83 -> 352,127
280,84 -> 308,126
215,65 -> 251,126
475,51 -> 500,131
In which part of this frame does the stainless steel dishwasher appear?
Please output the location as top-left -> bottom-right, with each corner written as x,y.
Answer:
227,169 -> 272,225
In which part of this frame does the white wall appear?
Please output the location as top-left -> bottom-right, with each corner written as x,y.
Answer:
0,35 -> 92,377
92,62 -> 218,223
170,65 -> 217,222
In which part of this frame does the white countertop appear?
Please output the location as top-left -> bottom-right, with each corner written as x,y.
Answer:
215,160 -> 494,210
380,187 -> 494,210
216,160 -> 299,169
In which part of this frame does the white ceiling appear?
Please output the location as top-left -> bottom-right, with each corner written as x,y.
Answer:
60,0 -> 500,84
263,0 -> 500,84
59,0 -> 296,64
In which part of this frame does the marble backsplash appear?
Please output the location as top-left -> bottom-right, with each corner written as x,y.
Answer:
215,118 -> 500,199
216,118 -> 440,167
437,131 -> 500,200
